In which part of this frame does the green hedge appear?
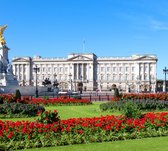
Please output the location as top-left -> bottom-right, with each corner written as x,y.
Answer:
100,99 -> 168,112
0,102 -> 45,118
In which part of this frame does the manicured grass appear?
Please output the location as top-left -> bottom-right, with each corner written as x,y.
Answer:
0,102 -> 119,121
1,102 -> 168,121
23,136 -> 168,151
45,101 -> 120,119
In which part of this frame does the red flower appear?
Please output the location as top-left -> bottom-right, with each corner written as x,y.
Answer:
7,132 -> 13,139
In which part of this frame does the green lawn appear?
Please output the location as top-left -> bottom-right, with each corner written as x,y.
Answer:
0,102 -> 119,121
45,101 -> 120,119
23,136 -> 168,151
1,102 -> 167,121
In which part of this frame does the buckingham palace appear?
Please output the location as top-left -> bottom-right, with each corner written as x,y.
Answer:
12,53 -> 157,92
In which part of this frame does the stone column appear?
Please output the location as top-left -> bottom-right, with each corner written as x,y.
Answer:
143,63 -> 145,81
40,64 -> 42,82
81,63 -> 84,81
22,64 -> 24,85
14,64 -> 16,76
77,63 -> 78,80
51,64 -> 53,81
18,64 -> 20,85
71,63 -> 74,80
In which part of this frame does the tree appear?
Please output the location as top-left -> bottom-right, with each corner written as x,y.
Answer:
15,89 -> 21,100
53,80 -> 59,88
42,78 -> 51,86
42,78 -> 52,92
112,84 -> 120,98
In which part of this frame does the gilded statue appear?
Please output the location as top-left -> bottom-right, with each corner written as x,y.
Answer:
0,24 -> 7,45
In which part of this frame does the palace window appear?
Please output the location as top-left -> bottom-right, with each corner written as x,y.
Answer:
125,74 -> 128,80
65,67 -> 68,73
53,67 -> 57,72
101,67 -> 104,72
119,67 -> 122,72
48,67 -> 51,73
100,74 -> 104,80
119,74 -> 122,81
107,67 -> 110,72
107,74 -> 110,81
113,67 -> 116,72
125,67 -> 129,72
112,74 -> 115,80
59,67 -> 63,73
132,67 -> 135,72
132,74 -> 135,80
42,67 -> 45,72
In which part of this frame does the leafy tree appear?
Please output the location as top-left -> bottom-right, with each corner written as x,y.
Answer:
42,78 -> 51,86
53,80 -> 59,88
112,84 -> 120,98
15,89 -> 21,100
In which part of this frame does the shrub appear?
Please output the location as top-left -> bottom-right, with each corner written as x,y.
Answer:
122,100 -> 142,118
114,88 -> 120,98
100,99 -> 168,113
71,95 -> 81,100
36,110 -> 60,124
15,89 -> 21,100
99,102 -> 114,111
0,97 -> 3,104
0,102 -> 45,118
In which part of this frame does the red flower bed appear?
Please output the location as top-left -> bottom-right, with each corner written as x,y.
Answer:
122,93 -> 168,101
1,112 -> 168,149
0,94 -> 16,103
0,94 -> 92,105
29,97 -> 92,105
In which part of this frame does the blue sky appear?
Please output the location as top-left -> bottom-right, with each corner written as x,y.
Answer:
1,0 -> 168,79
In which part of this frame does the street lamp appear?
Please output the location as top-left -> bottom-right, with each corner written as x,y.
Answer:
33,65 -> 40,98
78,75 -> 83,94
69,73 -> 72,91
163,67 -> 168,92
149,75 -> 151,92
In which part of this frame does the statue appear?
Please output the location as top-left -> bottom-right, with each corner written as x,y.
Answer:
0,24 -> 18,86
6,63 -> 12,73
0,25 -> 7,45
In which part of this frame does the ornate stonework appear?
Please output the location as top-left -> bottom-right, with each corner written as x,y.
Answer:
0,25 -> 18,86
12,53 -> 157,92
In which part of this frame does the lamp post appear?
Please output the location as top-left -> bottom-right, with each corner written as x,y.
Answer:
79,75 -> 83,94
163,67 -> 168,92
69,73 -> 72,91
149,75 -> 151,92
33,65 -> 40,98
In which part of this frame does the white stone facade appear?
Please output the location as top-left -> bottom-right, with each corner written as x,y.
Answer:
12,53 -> 157,92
